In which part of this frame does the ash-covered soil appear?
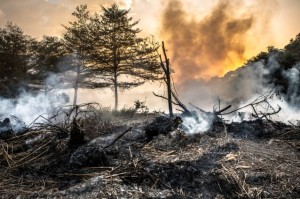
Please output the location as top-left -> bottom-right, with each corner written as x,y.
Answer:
0,114 -> 299,199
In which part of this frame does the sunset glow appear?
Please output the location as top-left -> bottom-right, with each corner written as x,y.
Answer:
1,0 -> 300,109
0,0 -> 299,83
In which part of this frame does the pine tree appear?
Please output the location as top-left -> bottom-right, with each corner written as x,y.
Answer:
0,22 -> 35,97
63,5 -> 109,105
31,36 -> 67,92
90,4 -> 161,110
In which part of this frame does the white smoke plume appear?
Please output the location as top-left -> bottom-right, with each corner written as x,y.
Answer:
178,52 -> 300,134
0,74 -> 69,127
180,112 -> 214,135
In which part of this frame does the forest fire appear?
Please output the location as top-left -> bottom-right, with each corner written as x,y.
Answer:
0,0 -> 299,198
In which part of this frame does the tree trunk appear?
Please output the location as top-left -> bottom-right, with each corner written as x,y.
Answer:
73,65 -> 80,106
113,46 -> 118,111
162,42 -> 173,117
114,73 -> 118,111
166,63 -> 173,117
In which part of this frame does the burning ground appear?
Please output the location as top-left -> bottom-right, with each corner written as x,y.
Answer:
0,103 -> 299,198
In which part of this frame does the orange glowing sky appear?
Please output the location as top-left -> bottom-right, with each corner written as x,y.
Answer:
0,0 -> 300,81
1,0 -> 299,80
1,0 -> 300,109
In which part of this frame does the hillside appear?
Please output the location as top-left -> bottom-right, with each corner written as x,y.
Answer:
219,33 -> 300,108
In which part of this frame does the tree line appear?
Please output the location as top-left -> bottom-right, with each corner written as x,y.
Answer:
0,4 -> 162,110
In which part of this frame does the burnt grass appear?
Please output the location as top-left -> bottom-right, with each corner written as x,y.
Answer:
0,114 -> 299,198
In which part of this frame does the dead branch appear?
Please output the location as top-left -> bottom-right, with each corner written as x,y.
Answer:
171,90 -> 191,115
215,105 -> 232,115
153,92 -> 180,106
102,127 -> 132,149
220,90 -> 281,120
156,41 -> 173,117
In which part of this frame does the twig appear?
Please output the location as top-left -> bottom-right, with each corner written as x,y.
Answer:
102,127 -> 132,149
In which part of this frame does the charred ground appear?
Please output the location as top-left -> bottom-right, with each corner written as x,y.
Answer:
0,107 -> 299,199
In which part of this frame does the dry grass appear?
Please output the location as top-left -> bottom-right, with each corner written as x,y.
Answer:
0,114 -> 299,198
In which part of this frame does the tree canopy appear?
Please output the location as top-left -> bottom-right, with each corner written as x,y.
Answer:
63,4 -> 161,109
89,4 -> 161,110
0,22 -> 35,97
0,4 -> 162,109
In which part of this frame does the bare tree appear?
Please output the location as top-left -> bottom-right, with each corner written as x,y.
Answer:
158,42 -> 173,117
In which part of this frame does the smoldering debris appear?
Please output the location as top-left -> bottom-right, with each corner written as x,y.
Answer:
0,118 -> 13,140
0,88 -> 298,198
0,109 -> 298,198
145,116 -> 182,140
0,116 -> 28,139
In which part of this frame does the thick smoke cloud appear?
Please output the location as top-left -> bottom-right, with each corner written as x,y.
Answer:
159,0 -> 300,122
161,0 -> 253,83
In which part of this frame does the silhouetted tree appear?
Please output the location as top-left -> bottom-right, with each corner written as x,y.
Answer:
31,36 -> 68,93
63,5 -> 109,105
0,22 -> 35,97
279,33 -> 300,69
89,4 -> 161,110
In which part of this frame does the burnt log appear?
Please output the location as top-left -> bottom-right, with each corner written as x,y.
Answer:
69,145 -> 109,168
0,118 -> 14,140
145,116 -> 182,140
69,119 -> 85,149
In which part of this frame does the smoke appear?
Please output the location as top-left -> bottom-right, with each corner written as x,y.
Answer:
176,60 -> 265,114
282,64 -> 300,105
180,112 -> 214,135
158,0 -> 299,134
161,0 -> 254,83
178,58 -> 300,134
0,74 -> 69,126
178,51 -> 300,135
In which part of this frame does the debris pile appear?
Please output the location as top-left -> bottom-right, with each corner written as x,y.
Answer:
0,106 -> 299,198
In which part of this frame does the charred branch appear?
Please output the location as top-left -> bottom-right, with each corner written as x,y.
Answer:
156,41 -> 173,117
102,127 -> 132,149
69,118 -> 85,148
220,90 -> 282,120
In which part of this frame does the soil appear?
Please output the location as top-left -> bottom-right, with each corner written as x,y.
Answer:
0,114 -> 299,199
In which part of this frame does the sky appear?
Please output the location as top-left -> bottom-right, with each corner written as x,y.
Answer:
1,0 -> 299,76
1,0 -> 300,110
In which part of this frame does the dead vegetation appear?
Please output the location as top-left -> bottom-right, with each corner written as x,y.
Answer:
0,103 -> 299,198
